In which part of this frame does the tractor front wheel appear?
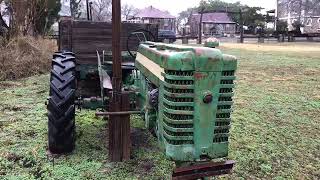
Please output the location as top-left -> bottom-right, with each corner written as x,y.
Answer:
47,52 -> 76,154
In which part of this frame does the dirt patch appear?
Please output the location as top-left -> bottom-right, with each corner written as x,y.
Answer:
131,128 -> 151,149
135,160 -> 155,177
0,36 -> 56,81
0,104 -> 25,112
2,152 -> 23,162
0,81 -> 22,89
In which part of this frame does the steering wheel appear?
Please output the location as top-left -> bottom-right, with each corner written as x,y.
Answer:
127,29 -> 156,58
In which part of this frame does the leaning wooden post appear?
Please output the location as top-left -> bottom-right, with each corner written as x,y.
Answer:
239,9 -> 244,43
109,0 -> 131,162
198,9 -> 204,44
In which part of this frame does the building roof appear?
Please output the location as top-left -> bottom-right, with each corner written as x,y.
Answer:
135,6 -> 175,19
191,13 -> 235,24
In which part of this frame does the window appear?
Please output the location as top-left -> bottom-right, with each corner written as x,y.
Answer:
226,24 -> 230,29
318,18 -> 320,29
164,19 -> 169,26
306,18 -> 312,26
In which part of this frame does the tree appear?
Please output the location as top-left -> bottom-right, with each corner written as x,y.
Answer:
0,0 -> 9,29
10,0 -> 61,36
92,0 -> 111,21
0,1 -> 8,37
207,0 -> 241,12
70,0 -> 82,18
194,0 -> 266,33
283,0 -> 320,31
31,0 -> 61,35
177,8 -> 195,34
121,3 -> 138,20
198,0 -> 208,44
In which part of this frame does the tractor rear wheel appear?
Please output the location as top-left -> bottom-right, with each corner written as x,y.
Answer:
47,52 -> 76,154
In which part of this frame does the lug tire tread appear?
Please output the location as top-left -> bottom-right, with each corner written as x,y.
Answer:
48,52 -> 76,154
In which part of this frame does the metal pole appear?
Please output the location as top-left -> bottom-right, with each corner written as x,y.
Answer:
96,111 -> 142,116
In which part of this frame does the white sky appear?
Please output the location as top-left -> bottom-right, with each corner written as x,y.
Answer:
122,0 -> 277,16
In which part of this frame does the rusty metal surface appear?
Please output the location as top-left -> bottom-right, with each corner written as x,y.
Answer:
108,93 -> 131,161
172,160 -> 235,180
136,42 -> 237,161
108,0 -> 131,162
96,111 -> 142,116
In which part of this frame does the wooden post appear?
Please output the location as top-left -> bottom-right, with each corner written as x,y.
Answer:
239,9 -> 244,43
109,0 -> 131,162
198,11 -> 204,44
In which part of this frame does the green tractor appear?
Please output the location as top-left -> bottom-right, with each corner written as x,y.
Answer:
47,6 -> 237,179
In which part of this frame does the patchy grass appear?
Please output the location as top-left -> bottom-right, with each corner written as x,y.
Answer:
0,75 -> 173,179
220,43 -> 320,179
0,43 -> 319,179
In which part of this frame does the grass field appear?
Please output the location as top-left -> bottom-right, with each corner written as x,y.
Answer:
0,43 -> 319,179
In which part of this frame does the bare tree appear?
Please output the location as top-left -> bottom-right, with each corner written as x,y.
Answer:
121,3 -> 138,20
0,0 -> 9,37
92,0 -> 111,21
177,8 -> 194,34
0,1 -> 8,28
286,0 -> 320,30
70,0 -> 83,19
8,0 -> 60,36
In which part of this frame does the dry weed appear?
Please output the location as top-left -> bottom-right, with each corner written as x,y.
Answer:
0,36 -> 57,81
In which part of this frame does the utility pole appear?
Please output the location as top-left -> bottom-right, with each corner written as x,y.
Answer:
86,0 -> 90,20
239,9 -> 244,43
198,7 -> 205,44
109,0 -> 131,162
89,2 -> 93,21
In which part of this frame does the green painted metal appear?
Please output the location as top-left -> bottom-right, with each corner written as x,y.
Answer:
204,37 -> 220,48
135,42 -> 237,162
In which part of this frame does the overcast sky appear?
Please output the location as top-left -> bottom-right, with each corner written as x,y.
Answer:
122,0 -> 277,16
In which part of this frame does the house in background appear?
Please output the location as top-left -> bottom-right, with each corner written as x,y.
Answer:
188,12 -> 236,37
277,0 -> 320,34
128,6 -> 176,32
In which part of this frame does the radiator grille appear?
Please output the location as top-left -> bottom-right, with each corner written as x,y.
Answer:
214,70 -> 235,143
163,70 -> 194,145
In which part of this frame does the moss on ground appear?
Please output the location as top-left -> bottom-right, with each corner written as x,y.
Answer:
0,43 -> 319,179
0,75 -> 173,179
